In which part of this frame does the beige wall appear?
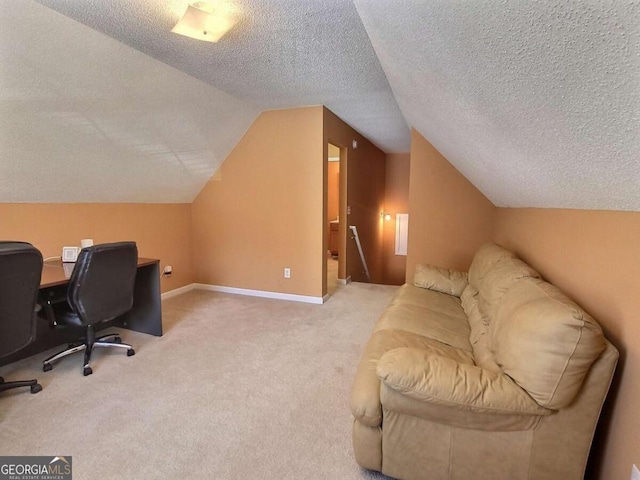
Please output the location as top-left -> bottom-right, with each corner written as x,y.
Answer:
382,153 -> 410,285
494,208 -> 640,480
407,129 -> 495,281
0,203 -> 193,293
191,107 -> 325,298
323,108 -> 387,284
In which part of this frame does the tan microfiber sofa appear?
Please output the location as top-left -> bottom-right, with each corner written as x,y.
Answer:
351,243 -> 618,480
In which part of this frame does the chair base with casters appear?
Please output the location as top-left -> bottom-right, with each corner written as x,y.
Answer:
41,242 -> 139,376
43,324 -> 135,376
0,376 -> 42,394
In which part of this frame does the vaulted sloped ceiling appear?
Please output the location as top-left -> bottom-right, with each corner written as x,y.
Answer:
0,1 -> 259,203
9,0 -> 409,204
354,1 -> 640,210
2,1 -> 639,210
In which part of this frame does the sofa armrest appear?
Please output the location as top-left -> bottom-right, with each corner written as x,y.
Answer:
413,264 -> 468,297
377,348 -> 552,430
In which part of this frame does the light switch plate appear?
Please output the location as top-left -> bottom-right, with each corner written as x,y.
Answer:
631,464 -> 640,480
62,246 -> 80,263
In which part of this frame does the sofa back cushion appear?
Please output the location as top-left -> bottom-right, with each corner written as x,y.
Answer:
468,244 -> 515,290
468,243 -> 540,322
490,277 -> 606,409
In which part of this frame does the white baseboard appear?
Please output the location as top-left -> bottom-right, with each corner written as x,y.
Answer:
337,276 -> 351,285
194,284 -> 325,305
161,283 -> 197,300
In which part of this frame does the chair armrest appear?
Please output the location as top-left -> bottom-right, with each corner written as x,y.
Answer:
413,264 -> 468,297
377,348 -> 552,430
40,297 -> 67,327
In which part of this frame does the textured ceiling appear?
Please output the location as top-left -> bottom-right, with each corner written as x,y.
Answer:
354,0 -> 640,210
33,0 -> 410,154
0,1 -> 259,202
3,0 -> 639,210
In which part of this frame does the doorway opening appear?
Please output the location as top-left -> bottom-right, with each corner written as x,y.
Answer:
325,142 -> 345,297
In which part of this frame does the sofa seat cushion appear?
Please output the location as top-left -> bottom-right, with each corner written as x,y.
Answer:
375,284 -> 472,352
491,277 -> 606,409
351,328 -> 474,428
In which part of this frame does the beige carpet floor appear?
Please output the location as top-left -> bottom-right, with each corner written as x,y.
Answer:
327,252 -> 339,296
0,282 -> 397,480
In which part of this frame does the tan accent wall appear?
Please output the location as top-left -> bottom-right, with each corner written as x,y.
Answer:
382,153 -> 410,285
323,107 -> 386,284
191,107 -> 325,298
493,208 -> 640,480
407,129 -> 495,281
0,203 -> 193,293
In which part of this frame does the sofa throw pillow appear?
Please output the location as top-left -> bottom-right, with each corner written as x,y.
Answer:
414,264 -> 468,297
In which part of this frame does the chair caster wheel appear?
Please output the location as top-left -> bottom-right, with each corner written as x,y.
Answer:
114,336 -> 122,344
127,349 -> 135,357
30,383 -> 42,394
43,363 -> 53,372
83,366 -> 93,376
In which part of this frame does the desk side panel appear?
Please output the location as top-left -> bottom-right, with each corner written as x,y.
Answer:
116,262 -> 163,336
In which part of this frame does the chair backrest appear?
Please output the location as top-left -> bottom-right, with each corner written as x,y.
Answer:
67,242 -> 138,326
0,242 -> 43,358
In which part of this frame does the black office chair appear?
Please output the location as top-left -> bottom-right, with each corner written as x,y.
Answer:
0,242 -> 43,394
43,242 -> 138,376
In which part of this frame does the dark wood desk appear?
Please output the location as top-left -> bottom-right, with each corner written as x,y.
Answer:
0,258 -> 163,366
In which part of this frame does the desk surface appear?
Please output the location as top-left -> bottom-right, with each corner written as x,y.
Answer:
41,257 -> 159,288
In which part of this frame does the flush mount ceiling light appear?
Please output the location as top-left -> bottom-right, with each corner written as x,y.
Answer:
171,2 -> 236,42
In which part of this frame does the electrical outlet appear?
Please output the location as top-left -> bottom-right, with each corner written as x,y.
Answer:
163,265 -> 173,276
631,464 -> 640,480
284,268 -> 291,279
